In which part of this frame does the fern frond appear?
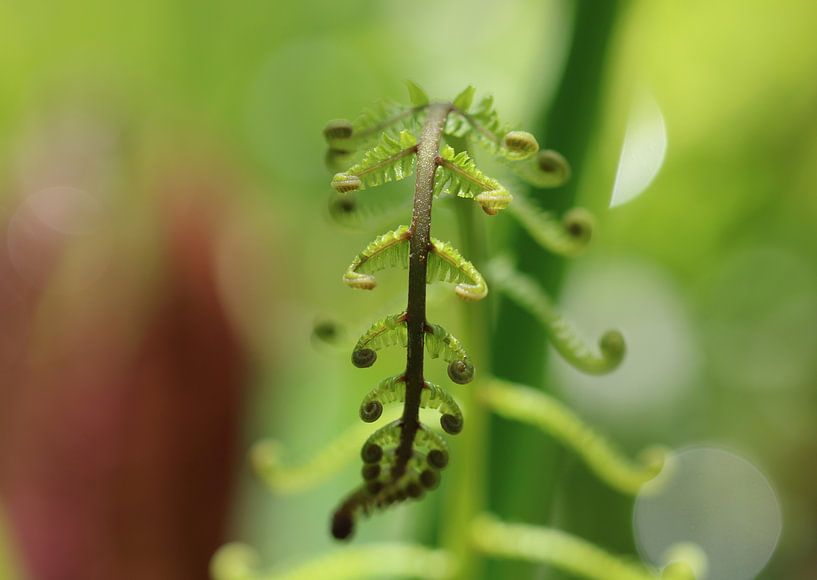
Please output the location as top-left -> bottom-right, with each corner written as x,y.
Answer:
505,149 -> 572,188
429,238 -> 488,301
447,94 -> 508,147
343,226 -> 411,290
481,380 -> 665,494
211,542 -> 456,580
332,130 -> 418,193
351,315 -> 473,384
359,375 -> 464,435
343,230 -> 487,300
332,419 -> 449,536
323,99 -> 425,157
250,408 -> 402,495
328,191 -> 411,231
487,257 -> 625,374
508,193 -> 594,256
434,145 -> 512,215
425,322 -> 475,384
350,312 -> 407,367
471,514 -> 658,580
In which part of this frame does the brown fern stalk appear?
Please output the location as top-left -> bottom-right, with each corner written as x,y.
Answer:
396,102 -> 452,474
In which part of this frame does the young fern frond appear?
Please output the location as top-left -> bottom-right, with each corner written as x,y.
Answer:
508,192 -> 594,257
250,408 -> 402,495
434,145 -> 512,215
487,257 -> 625,374
328,192 -> 411,231
359,375 -> 464,435
480,380 -> 665,494
343,227 -> 488,301
429,239 -> 488,301
211,542 -> 457,580
351,312 -> 408,367
470,514 -> 699,580
343,226 -> 411,290
332,130 -> 418,193
322,84 -> 595,541
504,148 -> 572,188
323,98 -> 425,161
352,314 -> 473,383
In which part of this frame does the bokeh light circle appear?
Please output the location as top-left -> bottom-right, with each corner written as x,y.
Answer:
634,446 -> 782,580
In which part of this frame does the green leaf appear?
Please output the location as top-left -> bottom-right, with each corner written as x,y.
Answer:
331,130 -> 418,192
452,85 -> 476,111
434,145 -> 512,215
323,100 -> 425,163
406,80 -> 430,107
343,226 -> 411,290
327,191 -> 411,231
428,238 -> 488,301
359,375 -> 464,435
350,314 -> 472,383
486,257 -> 625,374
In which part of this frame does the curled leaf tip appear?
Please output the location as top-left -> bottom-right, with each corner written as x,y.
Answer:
360,400 -> 383,423
324,119 -> 354,141
361,442 -> 383,463
352,347 -> 377,368
503,130 -> 540,160
343,226 -> 412,291
332,173 -> 362,193
537,149 -> 571,182
331,508 -> 355,540
343,271 -> 377,290
440,413 -> 464,435
600,330 -> 626,366
476,189 -> 512,216
563,207 -> 595,245
427,448 -> 449,469
447,359 -> 474,384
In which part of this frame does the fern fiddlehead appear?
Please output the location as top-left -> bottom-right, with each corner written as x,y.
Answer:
325,84 -> 539,540
211,82 -> 702,580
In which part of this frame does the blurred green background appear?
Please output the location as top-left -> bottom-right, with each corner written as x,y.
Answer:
1,1 -> 816,579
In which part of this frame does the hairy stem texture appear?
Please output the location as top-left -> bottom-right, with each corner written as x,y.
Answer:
397,103 -> 452,474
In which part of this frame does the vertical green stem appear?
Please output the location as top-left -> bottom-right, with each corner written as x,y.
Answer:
488,3 -> 622,578
438,170 -> 492,579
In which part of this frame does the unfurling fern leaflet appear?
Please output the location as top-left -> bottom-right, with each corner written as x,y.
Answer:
320,82 -> 577,541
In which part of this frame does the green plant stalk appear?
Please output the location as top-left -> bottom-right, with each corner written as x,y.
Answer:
488,3 -> 622,578
437,173 -> 492,579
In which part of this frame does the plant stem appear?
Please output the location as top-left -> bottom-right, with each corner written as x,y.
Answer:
488,3 -> 622,578
396,102 -> 452,473
444,197 -> 491,579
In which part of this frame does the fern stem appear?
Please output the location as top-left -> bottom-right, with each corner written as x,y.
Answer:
396,102 -> 452,474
